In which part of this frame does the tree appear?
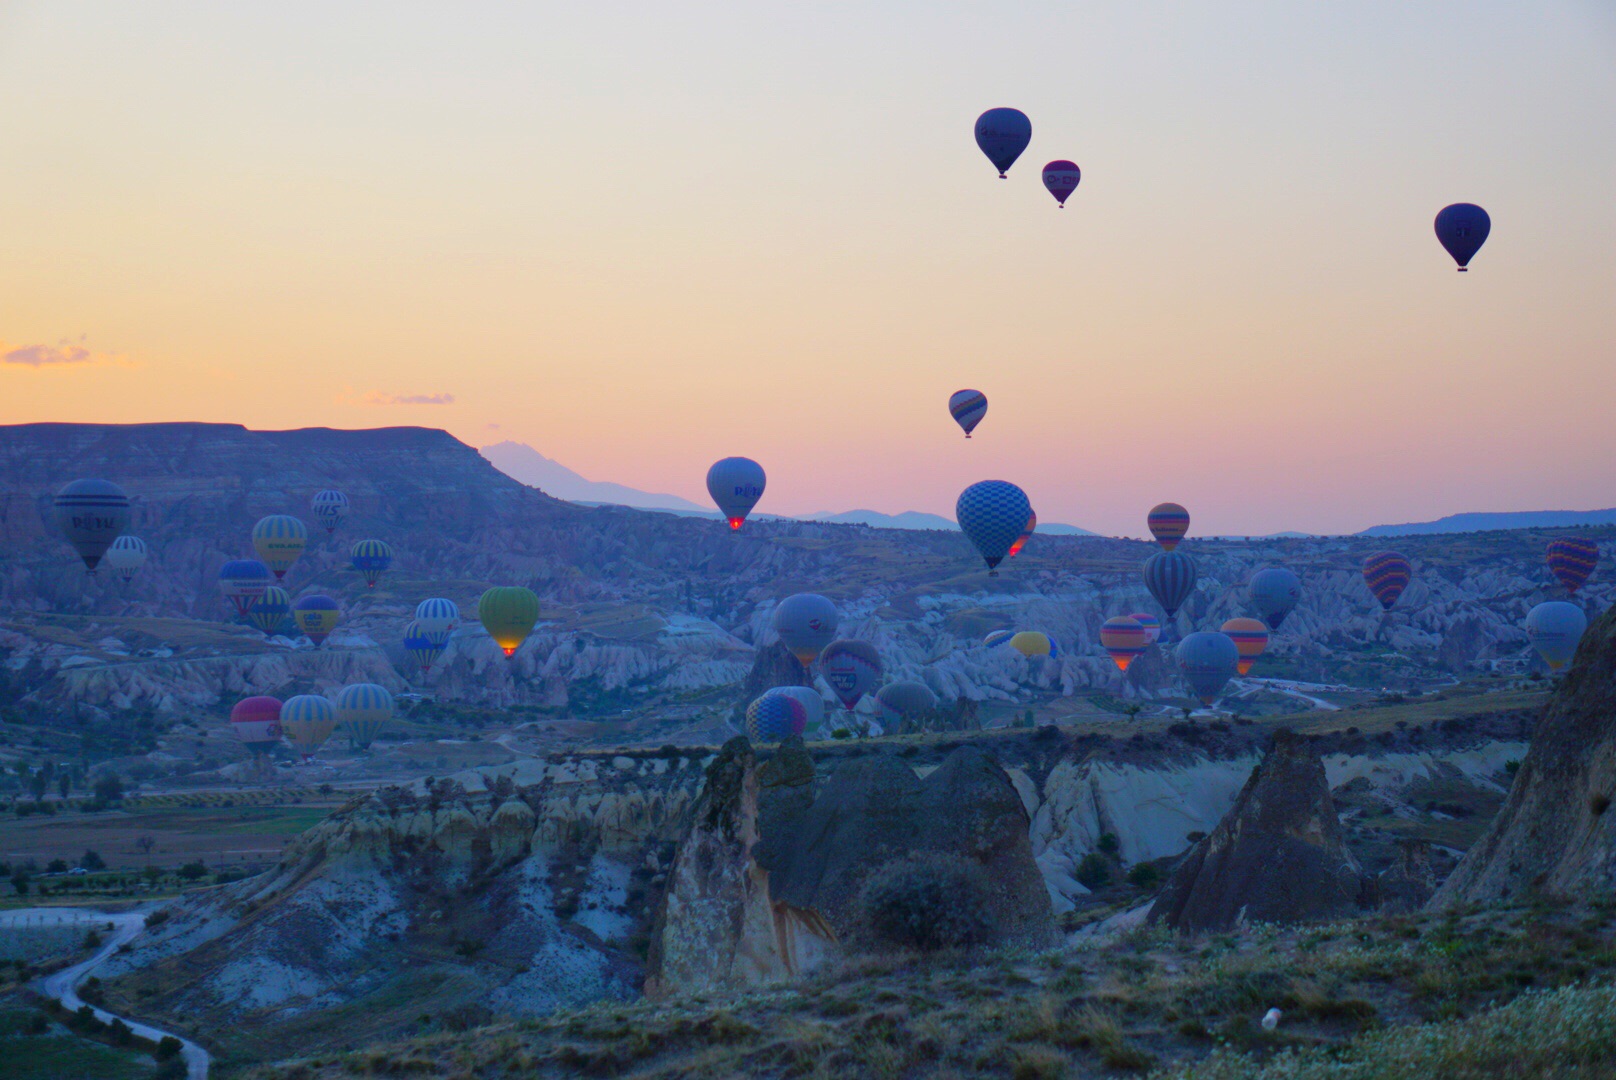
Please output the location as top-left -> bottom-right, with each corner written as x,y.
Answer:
56,773 -> 70,799
46,858 -> 67,874
28,767 -> 48,802
11,871 -> 28,896
178,862 -> 207,882
142,865 -> 162,886
93,773 -> 124,804
1124,704 -> 1144,722
80,850 -> 106,871
134,836 -> 155,857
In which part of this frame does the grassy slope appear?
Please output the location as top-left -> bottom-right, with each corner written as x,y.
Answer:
239,899 -> 1616,1079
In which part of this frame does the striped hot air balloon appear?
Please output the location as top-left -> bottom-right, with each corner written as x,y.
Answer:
1127,612 -> 1163,646
230,696 -> 282,758
350,539 -> 393,588
414,598 -> 461,637
706,457 -> 766,530
875,680 -> 938,731
403,619 -> 451,675
1042,160 -> 1081,207
983,629 -> 1016,649
1143,551 -> 1198,622
1100,616 -> 1147,671
478,586 -> 541,657
820,639 -> 882,711
1546,538 -> 1598,595
1147,503 -> 1190,550
957,480 -> 1032,574
1008,509 -> 1036,558
219,560 -> 272,619
1177,632 -> 1239,706
1362,552 -> 1412,611
336,683 -> 395,750
772,594 -> 839,666
247,586 -> 292,636
1220,618 -> 1270,676
311,490 -> 349,534
292,594 -> 341,646
252,515 -> 308,580
104,535 -> 148,585
745,694 -> 807,743
280,695 -> 337,761
949,390 -> 988,437
763,686 -> 825,732
53,479 -> 131,573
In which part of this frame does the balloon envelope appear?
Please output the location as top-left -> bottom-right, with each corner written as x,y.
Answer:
949,389 -> 988,437
219,559 -> 273,618
247,586 -> 292,636
1143,551 -> 1198,620
1435,203 -> 1491,270
1248,567 -> 1302,631
1009,631 -> 1052,659
1100,616 -> 1147,671
311,489 -> 349,533
745,694 -> 806,743
763,685 -> 825,732
1147,503 -> 1190,550
773,594 -> 839,665
820,639 -> 882,710
983,629 -> 1016,649
292,594 -> 341,646
252,515 -> 308,580
1177,632 -> 1239,706
1008,509 -> 1036,558
104,535 -> 148,583
1546,538 -> 1598,594
875,680 -> 938,727
350,539 -> 393,588
957,480 -> 1032,572
1362,552 -> 1412,611
1220,618 -> 1271,675
336,683 -> 395,750
974,107 -> 1031,177
478,586 -> 541,657
414,598 -> 461,637
280,695 -> 337,759
1525,601 -> 1587,671
1042,160 -> 1081,206
706,457 -> 766,530
1127,612 -> 1163,646
53,479 -> 131,572
231,696 -> 282,756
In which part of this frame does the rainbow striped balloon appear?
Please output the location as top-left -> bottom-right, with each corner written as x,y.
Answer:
1147,502 -> 1190,550
1100,616 -> 1147,671
949,390 -> 988,437
1546,537 -> 1598,594
1362,551 -> 1412,611
1220,617 -> 1270,675
1127,612 -> 1163,646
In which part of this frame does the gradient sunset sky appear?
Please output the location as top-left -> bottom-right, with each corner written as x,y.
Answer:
2,3 -> 1613,537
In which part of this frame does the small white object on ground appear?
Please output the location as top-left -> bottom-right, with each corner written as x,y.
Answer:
1262,1008 -> 1282,1031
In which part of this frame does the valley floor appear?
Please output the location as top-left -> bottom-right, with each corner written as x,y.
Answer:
245,898 -> 1616,1080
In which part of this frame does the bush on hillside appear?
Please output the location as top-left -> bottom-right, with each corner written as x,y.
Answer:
856,854 -> 995,952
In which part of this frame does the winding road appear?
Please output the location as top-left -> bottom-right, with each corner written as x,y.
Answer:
4,907 -> 210,1079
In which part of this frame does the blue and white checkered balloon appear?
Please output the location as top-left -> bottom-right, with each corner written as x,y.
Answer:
956,480 -> 1031,572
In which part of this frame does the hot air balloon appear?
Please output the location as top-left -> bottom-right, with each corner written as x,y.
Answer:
311,489 -> 350,534
1042,161 -> 1081,207
1128,612 -> 1163,646
957,480 -> 1032,574
292,594 -> 341,646
1525,601 -> 1587,672
103,536 -> 148,585
1143,551 -> 1198,622
414,597 -> 461,637
1008,509 -> 1036,558
245,586 -> 292,636
745,694 -> 807,743
252,515 -> 308,580
1220,618 -> 1270,676
1248,567 -> 1302,631
706,457 -> 766,530
219,559 -> 273,619
280,694 -> 337,761
983,629 -> 1016,649
231,696 -> 282,759
350,539 -> 393,588
773,594 -> 839,666
1147,503 -> 1190,550
821,639 -> 882,711
949,390 -> 988,438
1546,538 -> 1598,594
1009,631 -> 1052,659
876,680 -> 939,731
403,620 -> 451,675
1177,632 -> 1239,706
336,683 -> 395,750
1435,203 -> 1490,271
478,586 -> 540,657
53,479 -> 131,573
1362,552 -> 1412,611
974,107 -> 1031,178
1100,616 -> 1147,671
763,686 -> 825,732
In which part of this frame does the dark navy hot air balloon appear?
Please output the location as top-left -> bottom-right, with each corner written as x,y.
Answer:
1143,550 -> 1197,622
706,457 -> 766,531
974,108 -> 1031,178
53,479 -> 131,574
1247,567 -> 1302,631
956,480 -> 1032,574
1041,161 -> 1081,207
1434,203 -> 1490,271
1362,551 -> 1412,610
1177,632 -> 1239,706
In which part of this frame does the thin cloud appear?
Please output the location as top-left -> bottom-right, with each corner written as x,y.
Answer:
360,391 -> 456,406
1,336 -> 122,368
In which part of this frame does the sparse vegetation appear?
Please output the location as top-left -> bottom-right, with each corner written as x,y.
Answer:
857,853 -> 996,952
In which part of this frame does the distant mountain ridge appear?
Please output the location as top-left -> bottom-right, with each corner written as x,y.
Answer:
1359,509 -> 1616,537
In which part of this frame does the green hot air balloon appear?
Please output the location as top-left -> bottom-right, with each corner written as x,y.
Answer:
478,586 -> 541,657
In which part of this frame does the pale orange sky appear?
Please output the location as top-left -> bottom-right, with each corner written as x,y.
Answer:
2,3 -> 1614,535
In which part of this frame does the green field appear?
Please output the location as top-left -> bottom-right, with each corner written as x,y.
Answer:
0,1006 -> 161,1080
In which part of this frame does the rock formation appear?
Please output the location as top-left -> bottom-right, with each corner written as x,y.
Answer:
1432,606 -> 1616,907
1376,839 -> 1437,913
1150,730 -> 1364,931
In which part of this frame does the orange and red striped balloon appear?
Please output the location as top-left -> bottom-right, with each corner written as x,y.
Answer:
1220,617 -> 1270,675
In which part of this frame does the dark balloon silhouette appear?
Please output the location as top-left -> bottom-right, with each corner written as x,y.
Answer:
1435,203 -> 1490,271
974,108 -> 1031,178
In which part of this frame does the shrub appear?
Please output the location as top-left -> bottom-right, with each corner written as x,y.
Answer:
856,854 -> 995,952
145,909 -> 170,928
1097,833 -> 1121,855
93,773 -> 124,803
178,861 -> 208,881
1127,863 -> 1163,890
157,1035 -> 184,1058
80,849 -> 106,871
1076,853 -> 1112,890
